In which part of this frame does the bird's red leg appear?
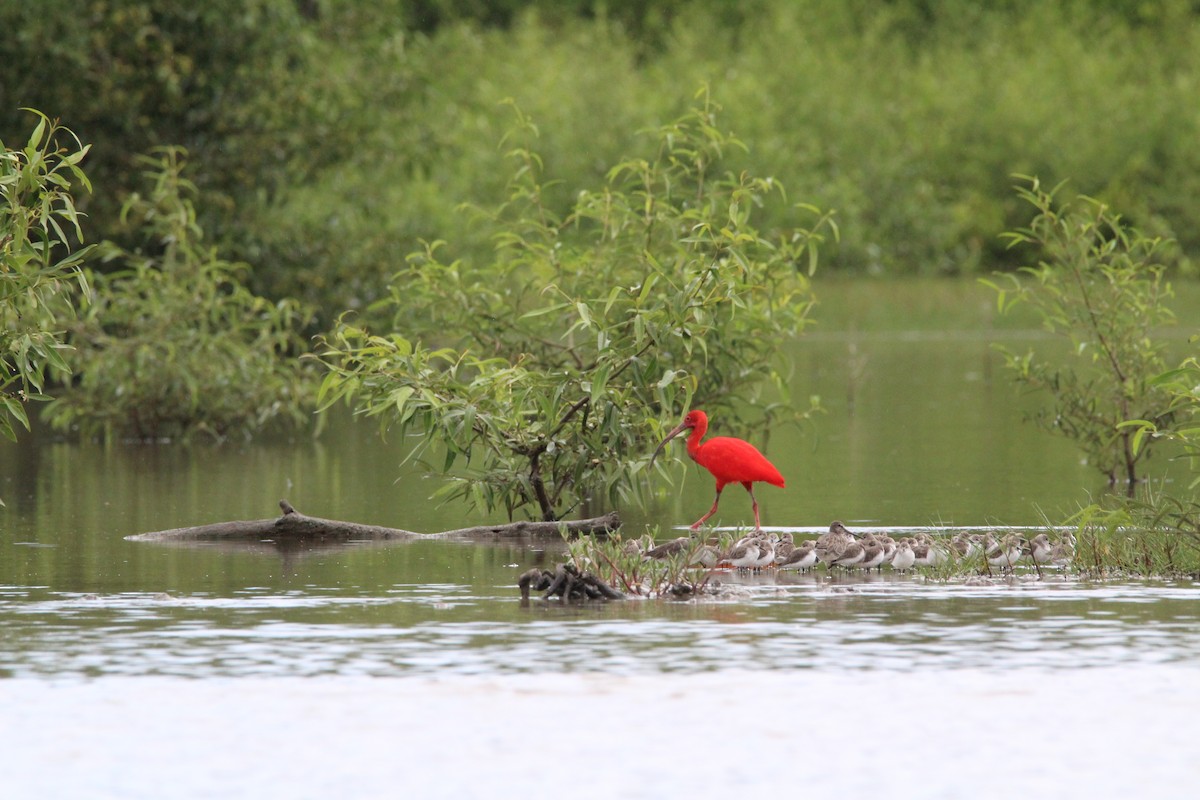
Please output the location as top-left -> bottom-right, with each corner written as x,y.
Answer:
690,487 -> 724,530
746,484 -> 762,533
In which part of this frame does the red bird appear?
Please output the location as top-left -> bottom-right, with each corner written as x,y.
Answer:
650,409 -> 785,532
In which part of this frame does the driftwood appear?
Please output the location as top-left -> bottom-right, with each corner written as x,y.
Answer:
518,564 -> 624,601
433,512 -> 622,541
126,499 -> 622,544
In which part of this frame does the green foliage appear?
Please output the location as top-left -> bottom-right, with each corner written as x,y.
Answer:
316,93 -> 834,520
311,0 -> 765,39
0,0 -> 315,241
984,177 -> 1176,485
1120,354 -> 1200,485
242,13 -> 662,319
563,530 -> 722,598
1067,497 -> 1200,578
0,110 -> 93,445
691,0 -> 1200,276
44,148 -> 314,443
9,1 -> 1200,315
259,0 -> 1200,310
1107,346 -> 1200,543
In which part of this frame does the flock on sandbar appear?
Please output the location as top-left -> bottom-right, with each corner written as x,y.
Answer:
633,521 -> 1075,574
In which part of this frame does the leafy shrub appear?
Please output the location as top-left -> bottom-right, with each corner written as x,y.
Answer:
1067,497 -> 1200,578
9,0 -> 1200,315
984,177 -> 1176,486
0,0 -> 314,242
1,111 -> 93,444
316,92 -> 834,520
45,148 -> 314,442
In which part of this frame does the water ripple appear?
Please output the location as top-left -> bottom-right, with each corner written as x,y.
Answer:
3,579 -> 1199,679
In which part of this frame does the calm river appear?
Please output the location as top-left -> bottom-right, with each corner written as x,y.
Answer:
2,280 -> 1198,798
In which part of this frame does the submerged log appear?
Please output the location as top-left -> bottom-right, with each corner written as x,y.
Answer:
125,499 -> 621,544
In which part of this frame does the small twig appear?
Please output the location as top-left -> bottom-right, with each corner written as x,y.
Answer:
595,548 -> 639,596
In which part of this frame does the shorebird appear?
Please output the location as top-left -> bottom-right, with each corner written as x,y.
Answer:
912,534 -> 950,566
1028,533 -> 1053,565
773,533 -> 796,564
690,543 -> 720,568
815,521 -> 856,566
951,532 -> 981,560
644,537 -> 691,559
985,533 -> 1024,570
722,537 -> 761,570
879,535 -> 897,567
911,536 -> 933,567
858,537 -> 887,570
1050,534 -> 1076,564
778,542 -> 818,571
891,540 -> 916,573
751,536 -> 777,570
830,540 -> 866,569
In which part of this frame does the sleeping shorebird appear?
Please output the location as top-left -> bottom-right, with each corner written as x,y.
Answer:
915,533 -> 950,566
751,536 -> 777,570
690,542 -> 720,568
722,536 -> 761,570
985,533 -> 1024,570
1029,532 -> 1075,567
830,539 -> 866,569
643,537 -> 691,559
879,535 -> 897,568
858,537 -> 887,570
773,533 -> 796,564
1050,534 -> 1076,564
778,542 -> 818,571
911,536 -> 933,567
1028,533 -> 1053,565
951,532 -> 982,560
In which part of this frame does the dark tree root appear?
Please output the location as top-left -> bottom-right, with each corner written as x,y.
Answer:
518,564 -> 624,602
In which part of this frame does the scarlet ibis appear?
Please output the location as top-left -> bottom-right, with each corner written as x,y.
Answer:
650,409 -> 785,532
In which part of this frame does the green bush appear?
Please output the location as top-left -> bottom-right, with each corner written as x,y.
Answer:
0,0 -> 314,240
7,1 -> 1200,316
316,94 -> 834,520
0,110 -> 93,445
247,0 -> 1200,324
45,148 -> 314,442
984,177 -> 1176,486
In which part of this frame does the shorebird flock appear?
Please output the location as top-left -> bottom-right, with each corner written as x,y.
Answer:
637,521 -> 1075,573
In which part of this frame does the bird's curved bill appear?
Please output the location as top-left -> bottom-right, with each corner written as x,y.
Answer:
648,421 -> 689,469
